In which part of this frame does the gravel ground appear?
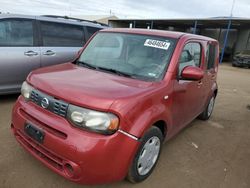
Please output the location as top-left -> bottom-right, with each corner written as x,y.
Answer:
0,63 -> 250,188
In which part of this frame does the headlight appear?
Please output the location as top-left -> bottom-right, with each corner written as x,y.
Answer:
67,104 -> 119,135
21,81 -> 33,100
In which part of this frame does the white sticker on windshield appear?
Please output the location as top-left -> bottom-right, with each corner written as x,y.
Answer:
144,39 -> 170,50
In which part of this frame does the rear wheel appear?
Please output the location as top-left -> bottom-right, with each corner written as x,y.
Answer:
198,95 -> 215,120
127,126 -> 163,183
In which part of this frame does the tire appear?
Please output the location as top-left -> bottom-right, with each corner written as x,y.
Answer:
127,126 -> 163,183
198,94 -> 215,120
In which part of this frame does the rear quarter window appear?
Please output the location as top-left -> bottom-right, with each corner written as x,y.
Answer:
206,44 -> 217,70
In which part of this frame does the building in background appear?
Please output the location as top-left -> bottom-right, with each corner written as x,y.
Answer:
109,17 -> 250,61
72,15 -> 118,25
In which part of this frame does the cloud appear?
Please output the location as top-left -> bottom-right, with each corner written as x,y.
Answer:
0,0 -> 250,18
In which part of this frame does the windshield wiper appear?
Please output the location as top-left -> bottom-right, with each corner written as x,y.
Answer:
76,62 -> 147,80
97,67 -> 135,78
76,61 -> 98,70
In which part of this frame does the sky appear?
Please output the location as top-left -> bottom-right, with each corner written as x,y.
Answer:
1,0 -> 250,19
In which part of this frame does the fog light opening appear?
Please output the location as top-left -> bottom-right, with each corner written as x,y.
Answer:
11,124 -> 16,134
64,163 -> 74,178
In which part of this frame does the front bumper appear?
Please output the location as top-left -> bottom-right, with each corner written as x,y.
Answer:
233,58 -> 250,67
11,96 -> 139,185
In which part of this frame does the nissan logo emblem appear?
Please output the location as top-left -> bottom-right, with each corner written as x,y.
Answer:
41,98 -> 49,109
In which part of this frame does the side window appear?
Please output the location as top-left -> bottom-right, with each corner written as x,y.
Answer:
86,26 -> 100,40
207,44 -> 216,69
40,22 -> 84,47
0,19 -> 33,46
178,42 -> 201,75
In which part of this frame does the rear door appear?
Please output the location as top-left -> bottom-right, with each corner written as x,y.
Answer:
39,21 -> 85,67
206,42 -> 218,84
203,42 -> 219,101
0,18 -> 40,93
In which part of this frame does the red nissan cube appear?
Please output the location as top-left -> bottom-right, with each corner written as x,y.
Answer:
11,28 -> 219,185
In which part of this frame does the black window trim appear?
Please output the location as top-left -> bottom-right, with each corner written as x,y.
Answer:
0,18 -> 37,47
83,26 -> 89,43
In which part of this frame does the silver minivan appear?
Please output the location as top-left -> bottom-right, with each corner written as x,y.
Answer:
0,14 -> 106,95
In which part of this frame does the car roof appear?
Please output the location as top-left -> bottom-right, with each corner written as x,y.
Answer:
0,14 -> 107,28
100,28 -> 217,41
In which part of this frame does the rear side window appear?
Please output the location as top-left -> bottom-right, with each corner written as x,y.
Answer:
86,26 -> 100,40
40,22 -> 84,47
178,42 -> 201,75
206,44 -> 216,69
0,19 -> 33,46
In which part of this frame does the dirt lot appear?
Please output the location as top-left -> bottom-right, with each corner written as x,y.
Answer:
0,64 -> 250,188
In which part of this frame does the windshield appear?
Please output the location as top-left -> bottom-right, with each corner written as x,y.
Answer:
241,50 -> 250,55
77,32 -> 176,81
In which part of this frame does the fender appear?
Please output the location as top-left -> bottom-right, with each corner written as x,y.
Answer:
110,80 -> 175,140
120,102 -> 172,139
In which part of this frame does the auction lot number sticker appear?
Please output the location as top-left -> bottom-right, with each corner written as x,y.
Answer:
144,39 -> 170,50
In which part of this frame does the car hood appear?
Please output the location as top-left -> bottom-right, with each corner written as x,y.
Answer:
27,63 -> 155,111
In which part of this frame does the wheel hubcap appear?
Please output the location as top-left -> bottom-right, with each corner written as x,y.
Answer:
137,136 -> 160,176
208,97 -> 215,117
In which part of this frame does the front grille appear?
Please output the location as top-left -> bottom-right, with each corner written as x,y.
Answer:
236,58 -> 250,64
30,90 -> 39,103
54,101 -> 68,117
30,90 -> 69,118
20,109 -> 67,139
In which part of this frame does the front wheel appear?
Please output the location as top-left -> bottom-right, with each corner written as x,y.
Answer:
127,126 -> 163,183
198,95 -> 215,120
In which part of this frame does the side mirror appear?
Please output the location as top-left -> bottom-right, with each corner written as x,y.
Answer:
181,66 -> 204,80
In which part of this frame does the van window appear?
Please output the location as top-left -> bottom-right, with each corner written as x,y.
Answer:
207,44 -> 216,69
178,42 -> 201,75
40,22 -> 84,47
86,26 -> 100,40
0,19 -> 33,46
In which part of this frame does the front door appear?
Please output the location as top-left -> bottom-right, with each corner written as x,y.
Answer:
172,42 -> 206,131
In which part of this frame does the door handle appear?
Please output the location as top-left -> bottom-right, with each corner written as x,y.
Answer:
197,81 -> 203,87
24,51 -> 38,56
43,50 -> 55,56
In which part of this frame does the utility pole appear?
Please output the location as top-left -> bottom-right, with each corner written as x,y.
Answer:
68,0 -> 71,16
230,0 -> 236,17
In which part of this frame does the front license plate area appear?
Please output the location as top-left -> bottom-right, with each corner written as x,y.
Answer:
24,124 -> 45,143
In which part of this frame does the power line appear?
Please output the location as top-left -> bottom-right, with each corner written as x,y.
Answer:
230,0 -> 236,17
